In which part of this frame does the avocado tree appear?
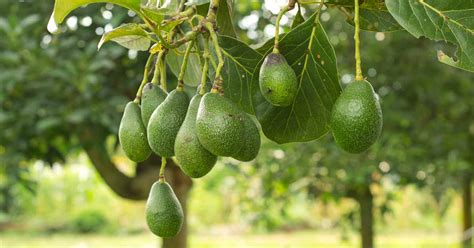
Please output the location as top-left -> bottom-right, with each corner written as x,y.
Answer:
3,0 -> 474,247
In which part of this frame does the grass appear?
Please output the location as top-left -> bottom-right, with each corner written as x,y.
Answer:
0,230 -> 461,248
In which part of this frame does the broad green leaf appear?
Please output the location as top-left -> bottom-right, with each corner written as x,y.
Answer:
98,23 -> 150,51
167,46 -> 202,87
219,35 -> 263,114
141,6 -> 168,23
291,6 -> 305,29
252,12 -> 342,144
216,0 -> 236,37
386,0 -> 474,72
47,0 -> 141,33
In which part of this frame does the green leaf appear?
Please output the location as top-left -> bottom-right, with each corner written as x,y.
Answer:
291,6 -> 305,29
386,0 -> 474,72
98,23 -> 150,51
252,12 -> 342,144
166,46 -> 202,87
47,0 -> 141,33
140,6 -> 167,23
219,35 -> 263,114
216,0 -> 236,37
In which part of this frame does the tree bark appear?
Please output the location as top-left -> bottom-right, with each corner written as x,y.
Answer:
162,164 -> 192,248
462,176 -> 472,248
357,186 -> 374,248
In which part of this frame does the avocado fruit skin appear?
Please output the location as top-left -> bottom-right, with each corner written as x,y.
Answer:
118,101 -> 152,162
175,95 -> 217,178
259,52 -> 298,107
141,83 -> 167,126
196,93 -> 245,157
330,80 -> 382,153
147,89 -> 189,157
145,181 -> 184,238
232,115 -> 261,161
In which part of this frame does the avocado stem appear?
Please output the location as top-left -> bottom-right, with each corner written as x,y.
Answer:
135,53 -> 156,104
354,0 -> 363,81
273,1 -> 296,54
200,38 -> 211,96
151,51 -> 165,86
159,157 -> 167,183
176,39 -> 195,89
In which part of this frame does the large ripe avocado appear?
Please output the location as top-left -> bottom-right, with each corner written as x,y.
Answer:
147,89 -> 189,157
196,93 -> 245,157
175,95 -> 217,178
330,80 -> 383,153
118,101 -> 151,162
145,181 -> 184,237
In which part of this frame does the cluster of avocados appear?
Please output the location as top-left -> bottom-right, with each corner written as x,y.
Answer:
259,50 -> 382,154
118,82 -> 261,238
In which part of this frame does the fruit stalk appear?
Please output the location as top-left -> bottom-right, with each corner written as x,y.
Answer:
199,39 -> 210,96
205,22 -> 224,93
177,39 -> 195,89
354,0 -> 363,80
134,53 -> 156,103
160,53 -> 168,91
159,157 -> 167,182
151,50 -> 165,86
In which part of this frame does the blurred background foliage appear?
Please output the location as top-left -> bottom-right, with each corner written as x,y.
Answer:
0,0 -> 473,247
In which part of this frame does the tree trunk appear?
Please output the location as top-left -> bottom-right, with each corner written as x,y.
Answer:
162,165 -> 192,248
462,176 -> 472,248
357,186 -> 374,248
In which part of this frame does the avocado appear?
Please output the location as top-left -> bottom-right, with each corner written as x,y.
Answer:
145,181 -> 184,238
330,80 -> 383,153
232,115 -> 261,161
259,52 -> 298,107
175,95 -> 217,178
196,93 -> 245,157
147,89 -> 189,157
118,101 -> 152,162
141,83 -> 167,126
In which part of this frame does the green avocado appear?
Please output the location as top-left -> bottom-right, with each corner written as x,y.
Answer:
232,115 -> 261,162
118,101 -> 151,162
196,93 -> 245,157
259,52 -> 298,107
330,80 -> 383,153
145,181 -> 184,238
147,89 -> 189,157
175,95 -> 217,178
141,83 -> 167,126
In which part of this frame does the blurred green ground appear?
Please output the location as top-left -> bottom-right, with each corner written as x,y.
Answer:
0,230 -> 460,248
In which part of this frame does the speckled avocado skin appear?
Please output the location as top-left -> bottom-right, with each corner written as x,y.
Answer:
141,83 -> 167,126
232,115 -> 261,162
175,95 -> 217,178
330,80 -> 383,153
147,89 -> 189,157
259,52 -> 298,107
118,101 -> 151,162
145,181 -> 184,238
196,93 -> 245,157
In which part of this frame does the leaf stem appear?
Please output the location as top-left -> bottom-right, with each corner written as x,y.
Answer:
159,157 -> 167,183
134,53 -> 155,103
354,0 -> 363,81
177,39 -> 195,89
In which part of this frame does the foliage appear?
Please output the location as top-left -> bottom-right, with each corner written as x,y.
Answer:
70,209 -> 109,233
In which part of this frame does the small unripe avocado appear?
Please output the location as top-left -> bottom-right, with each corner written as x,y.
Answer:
175,95 -> 217,178
196,93 -> 245,157
330,80 -> 383,153
118,101 -> 151,162
232,115 -> 261,162
141,83 -> 167,126
145,181 -> 184,238
259,52 -> 298,107
147,89 -> 189,157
